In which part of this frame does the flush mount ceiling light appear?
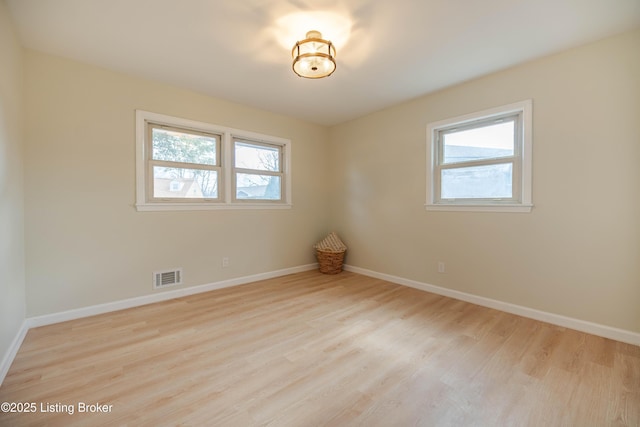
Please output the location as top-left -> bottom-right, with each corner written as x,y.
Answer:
292,30 -> 336,79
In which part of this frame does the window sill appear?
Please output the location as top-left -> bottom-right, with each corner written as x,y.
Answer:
425,203 -> 533,213
136,203 -> 292,212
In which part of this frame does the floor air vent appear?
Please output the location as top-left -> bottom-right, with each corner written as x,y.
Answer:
153,268 -> 183,289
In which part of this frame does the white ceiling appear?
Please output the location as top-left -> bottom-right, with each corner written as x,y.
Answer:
6,0 -> 640,126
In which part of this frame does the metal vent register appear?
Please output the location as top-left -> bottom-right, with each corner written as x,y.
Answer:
153,268 -> 183,289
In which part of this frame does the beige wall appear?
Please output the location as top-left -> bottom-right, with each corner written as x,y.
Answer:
329,29 -> 640,333
0,0 -> 26,361
14,22 -> 640,335
24,51 -> 330,316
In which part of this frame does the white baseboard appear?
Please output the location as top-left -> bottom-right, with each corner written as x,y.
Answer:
0,320 -> 29,386
344,264 -> 640,346
28,263 -> 318,329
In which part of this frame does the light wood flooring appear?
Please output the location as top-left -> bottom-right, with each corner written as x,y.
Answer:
1,271 -> 639,426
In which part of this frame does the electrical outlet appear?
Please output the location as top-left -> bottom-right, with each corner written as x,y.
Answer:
438,261 -> 445,273
222,257 -> 229,268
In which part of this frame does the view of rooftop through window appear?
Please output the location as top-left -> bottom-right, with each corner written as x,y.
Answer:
440,120 -> 516,199
443,121 -> 514,163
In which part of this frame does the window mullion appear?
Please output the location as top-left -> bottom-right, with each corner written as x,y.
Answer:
222,132 -> 232,204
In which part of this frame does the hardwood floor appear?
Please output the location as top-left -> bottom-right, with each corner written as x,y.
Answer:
1,271 -> 638,426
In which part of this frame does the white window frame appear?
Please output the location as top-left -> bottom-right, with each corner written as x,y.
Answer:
426,100 -> 533,213
146,122 -> 223,203
232,138 -> 286,204
135,110 -> 292,211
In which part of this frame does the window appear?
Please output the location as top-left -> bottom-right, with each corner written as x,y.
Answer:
148,124 -> 221,202
136,110 -> 291,211
426,100 -> 533,212
233,139 -> 284,202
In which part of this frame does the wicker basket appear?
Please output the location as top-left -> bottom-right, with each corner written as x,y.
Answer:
316,248 -> 346,274
314,232 -> 347,274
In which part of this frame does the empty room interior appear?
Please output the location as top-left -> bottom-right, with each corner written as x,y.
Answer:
1,0 -> 639,425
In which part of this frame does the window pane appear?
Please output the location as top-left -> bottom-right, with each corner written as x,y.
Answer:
235,141 -> 280,171
153,166 -> 218,198
443,121 -> 514,164
236,173 -> 281,200
152,127 -> 217,166
441,163 -> 512,199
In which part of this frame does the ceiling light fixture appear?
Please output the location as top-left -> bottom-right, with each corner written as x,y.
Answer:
292,30 -> 336,79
